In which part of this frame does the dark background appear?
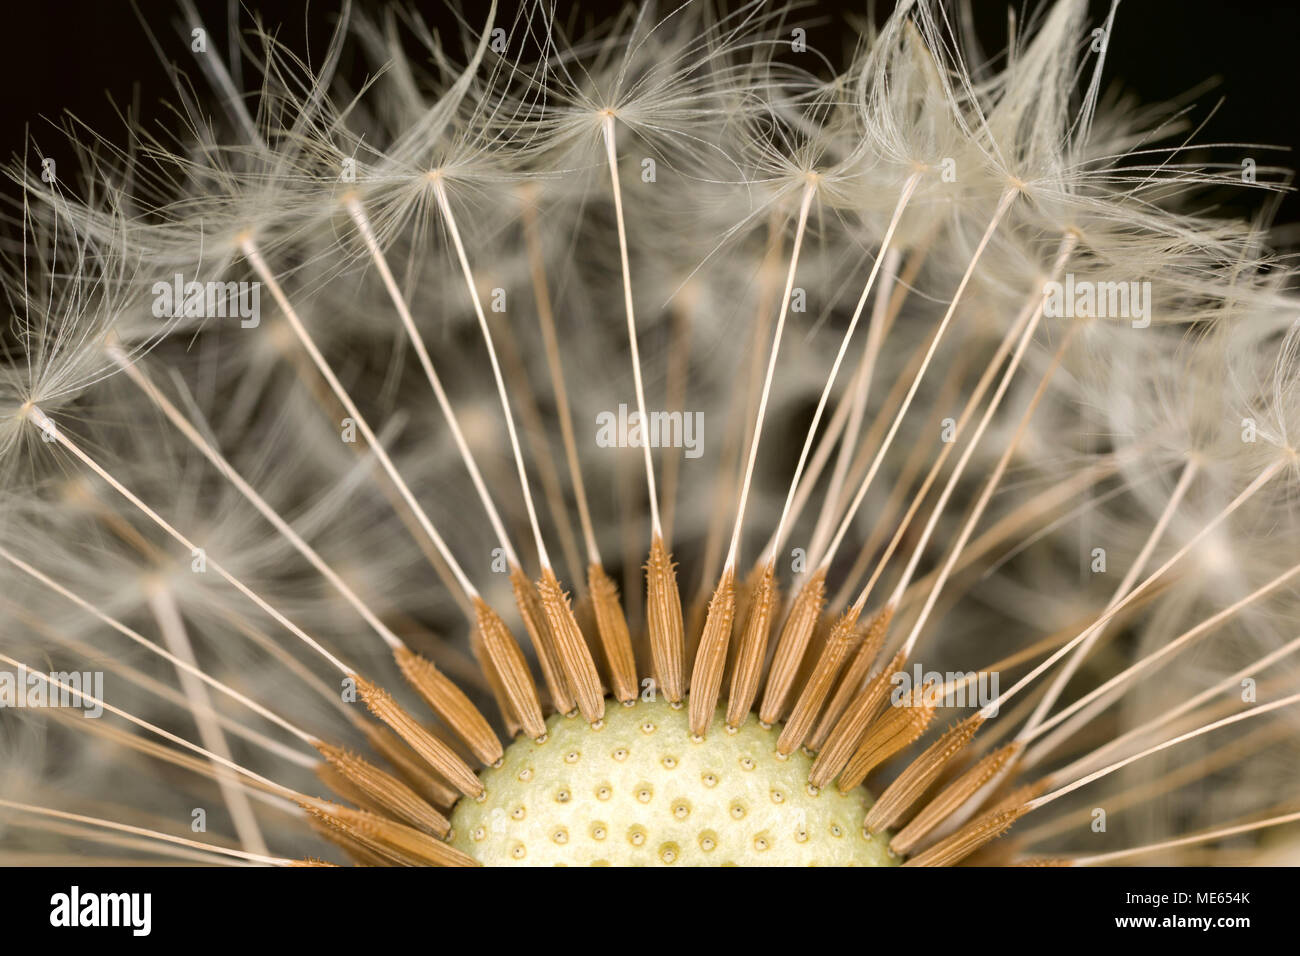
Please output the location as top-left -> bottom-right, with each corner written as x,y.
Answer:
1,0 -> 1297,223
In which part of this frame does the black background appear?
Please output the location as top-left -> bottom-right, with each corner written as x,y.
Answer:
0,863 -> 1275,941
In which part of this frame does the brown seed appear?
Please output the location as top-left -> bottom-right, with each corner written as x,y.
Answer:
838,681 -> 937,791
394,647 -> 502,765
644,533 -> 685,703
474,598 -> 546,739
688,566 -> 737,736
902,804 -> 1030,868
863,713 -> 984,833
891,742 -> 1022,856
588,562 -> 638,703
536,567 -> 605,722
304,800 -> 477,867
510,564 -> 574,714
727,560 -> 776,728
362,724 -> 457,808
353,674 -> 482,798
467,622 -> 521,737
809,604 -> 894,750
316,742 -> 451,837
809,649 -> 904,788
777,606 -> 861,755
759,567 -> 826,724
306,812 -> 393,867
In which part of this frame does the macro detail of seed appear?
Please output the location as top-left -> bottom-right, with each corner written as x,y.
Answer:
449,698 -> 897,866
2,0 -> 1298,877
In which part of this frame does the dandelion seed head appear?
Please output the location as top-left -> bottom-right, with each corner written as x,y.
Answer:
1,0 -> 1299,868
